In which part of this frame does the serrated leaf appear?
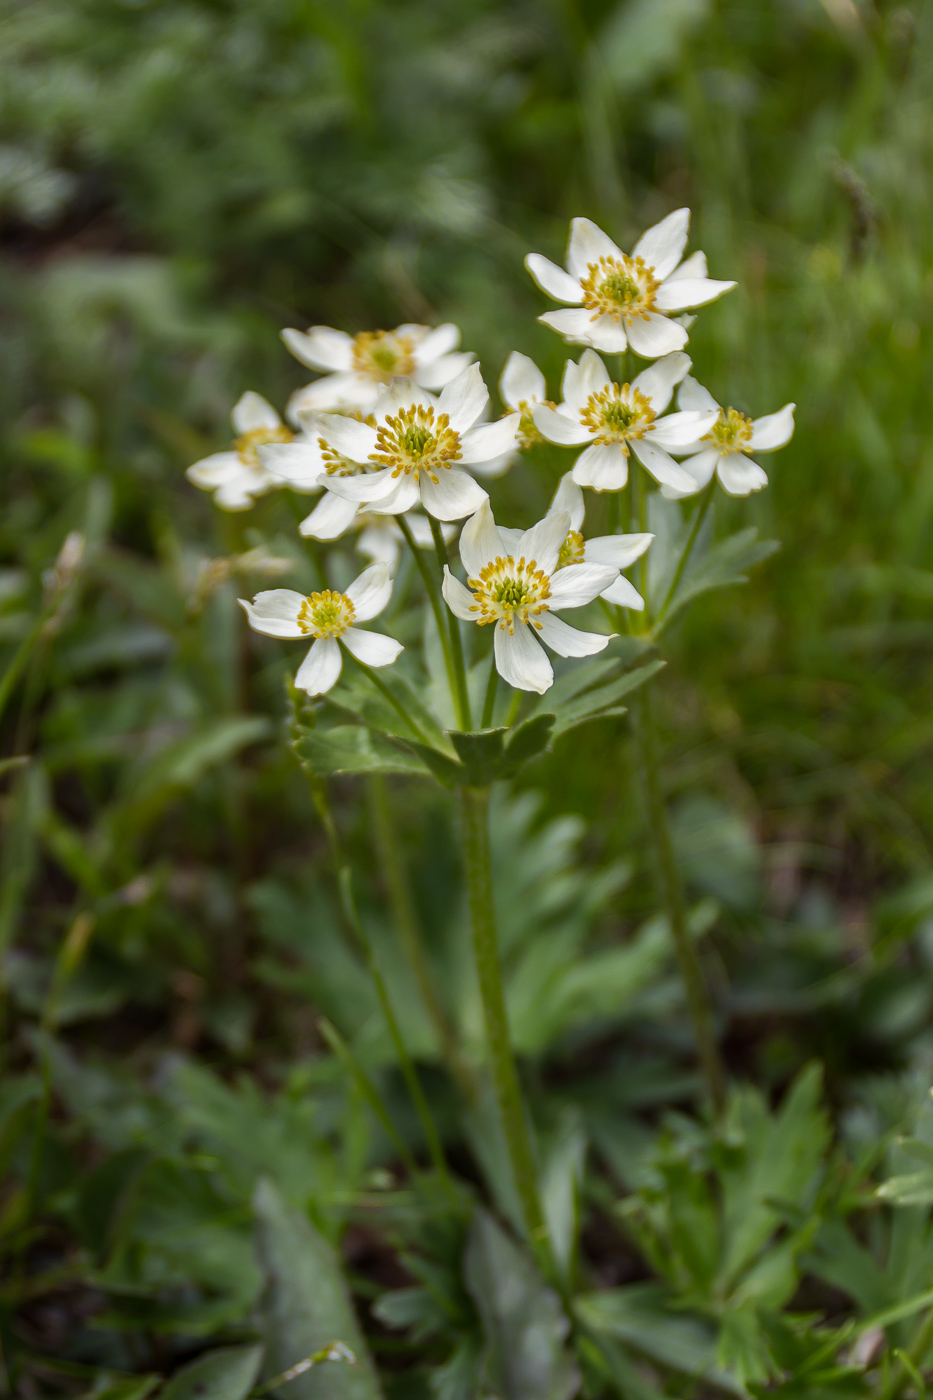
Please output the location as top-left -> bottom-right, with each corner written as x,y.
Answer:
325,667 -> 448,750
253,1178 -> 382,1400
293,725 -> 429,777
160,1346 -> 264,1400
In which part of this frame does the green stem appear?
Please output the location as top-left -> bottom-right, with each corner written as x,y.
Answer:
368,776 -> 476,1102
459,787 -> 547,1251
343,648 -> 429,744
655,478 -> 716,632
505,687 -> 522,727
481,658 -> 499,730
429,517 -> 471,729
397,517 -> 466,730
318,1018 -> 421,1184
633,684 -> 726,1116
308,773 -> 456,1199
0,618 -> 44,730
635,460 -> 648,616
606,492 -> 620,536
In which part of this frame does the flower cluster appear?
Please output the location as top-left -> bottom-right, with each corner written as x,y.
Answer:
186,209 -> 795,702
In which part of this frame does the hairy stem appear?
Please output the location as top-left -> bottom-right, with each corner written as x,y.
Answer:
633,684 -> 726,1115
397,516 -> 467,730
459,786 -> 547,1248
368,775 -> 476,1101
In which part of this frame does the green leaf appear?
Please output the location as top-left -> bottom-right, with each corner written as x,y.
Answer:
293,725 -> 429,778
253,1178 -> 383,1400
160,1346 -> 264,1400
464,1207 -> 577,1400
85,1376 -> 160,1400
449,728 -> 506,785
549,659 -> 664,738
500,712 -> 555,775
876,1170 -> 933,1206
660,528 -> 780,631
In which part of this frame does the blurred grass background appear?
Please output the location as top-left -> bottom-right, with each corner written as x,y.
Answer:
3,0 -> 933,1389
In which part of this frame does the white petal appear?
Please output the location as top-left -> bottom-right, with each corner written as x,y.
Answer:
665,250 -> 708,282
517,509 -> 569,576
287,374 -> 377,420
532,404 -> 591,447
438,363 -> 488,433
494,624 -> 553,694
258,440 -> 326,490
315,414 -> 378,462
373,377 -> 435,418
356,524 -> 401,568
295,637 -> 342,696
600,574 -> 645,610
649,409 -> 720,448
625,313 -> 688,359
419,468 -> 488,522
750,403 -> 795,451
414,351 -> 474,390
346,561 -> 392,621
563,348 -> 611,412
412,322 -> 460,364
299,491 -> 360,540
584,532 -> 652,568
469,449 -> 517,480
365,474 -> 422,515
325,468 -> 398,503
632,208 -> 690,281
341,627 -> 403,668
677,375 -> 719,414
631,437 -> 698,492
576,314 -> 629,353
524,252 -> 584,303
280,326 -> 354,372
717,453 -> 769,496
548,562 -> 618,609
442,567 -> 479,622
497,527 -> 524,554
655,277 -> 736,312
571,441 -> 628,491
631,352 -> 691,413
460,499 -> 506,576
459,415 -> 520,463
539,307 -> 614,346
239,589 -> 305,638
499,351 -> 547,410
231,391 -> 281,434
660,449 -> 720,500
550,474 -> 585,532
566,217 -> 624,281
186,451 -> 242,487
537,612 -> 611,657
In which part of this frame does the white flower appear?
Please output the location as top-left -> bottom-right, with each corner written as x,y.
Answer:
281,322 -> 474,421
525,210 -> 735,358
307,365 -> 519,522
239,562 -> 402,697
532,350 -> 718,494
441,500 -> 618,695
659,377 -> 797,499
499,351 -> 553,449
186,393 -> 293,511
542,475 -> 652,611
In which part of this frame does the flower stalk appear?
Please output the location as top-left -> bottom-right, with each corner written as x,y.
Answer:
397,515 -> 468,729
429,516 -> 471,728
632,683 -> 726,1116
459,785 -> 548,1252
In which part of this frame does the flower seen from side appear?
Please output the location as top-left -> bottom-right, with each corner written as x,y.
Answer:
239,562 -> 402,696
281,322 -> 474,421
658,377 -> 797,499
525,210 -> 735,358
186,393 -> 293,511
533,350 -> 718,494
441,500 -> 618,694
499,351 -> 554,447
546,474 -> 653,610
307,365 -> 519,522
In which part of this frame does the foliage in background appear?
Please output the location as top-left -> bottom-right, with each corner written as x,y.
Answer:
3,0 -> 933,1397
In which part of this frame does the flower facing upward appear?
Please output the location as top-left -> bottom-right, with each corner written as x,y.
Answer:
532,350 -> 718,493
306,365 -> 520,522
441,500 -> 618,694
658,377 -> 797,499
525,211 -> 735,358
499,351 -> 553,447
186,393 -> 293,511
240,562 -> 402,696
281,322 -> 474,421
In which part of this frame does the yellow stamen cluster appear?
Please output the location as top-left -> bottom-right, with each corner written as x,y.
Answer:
297,590 -> 356,639
705,407 -> 753,453
373,404 -> 461,482
352,331 -> 416,382
580,254 -> 660,323
235,424 -> 293,469
557,531 -> 585,569
580,385 -> 655,450
468,556 -> 551,634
